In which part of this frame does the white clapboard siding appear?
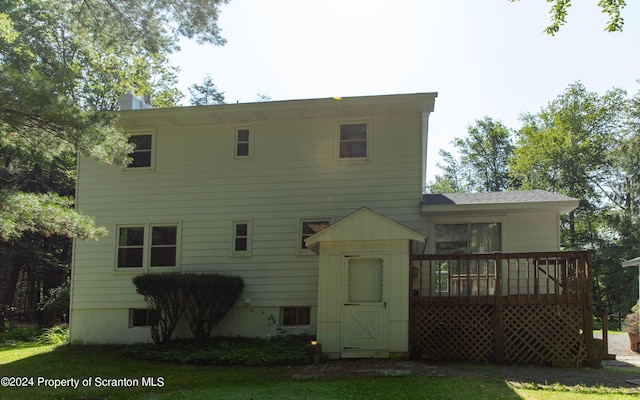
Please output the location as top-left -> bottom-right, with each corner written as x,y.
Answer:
71,94 -> 434,335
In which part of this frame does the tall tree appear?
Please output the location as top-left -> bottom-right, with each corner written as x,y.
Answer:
426,117 -> 513,193
455,117 -> 514,192
0,0 -> 229,322
510,82 -> 633,319
425,149 -> 473,194
188,74 -> 225,106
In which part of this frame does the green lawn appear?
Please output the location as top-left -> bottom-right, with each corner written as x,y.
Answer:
0,342 -> 638,400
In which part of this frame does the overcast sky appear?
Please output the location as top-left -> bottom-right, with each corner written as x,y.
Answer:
169,0 -> 640,183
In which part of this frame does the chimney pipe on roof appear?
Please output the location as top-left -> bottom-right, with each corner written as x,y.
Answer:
119,92 -> 152,111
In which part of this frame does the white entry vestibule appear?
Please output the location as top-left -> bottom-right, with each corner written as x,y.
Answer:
305,207 -> 426,359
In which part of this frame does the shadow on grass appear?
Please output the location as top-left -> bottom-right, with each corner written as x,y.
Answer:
2,343 -> 638,399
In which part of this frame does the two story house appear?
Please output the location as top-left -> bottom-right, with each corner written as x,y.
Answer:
70,93 -> 595,364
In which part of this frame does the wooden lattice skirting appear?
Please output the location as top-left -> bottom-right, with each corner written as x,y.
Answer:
411,303 -> 587,365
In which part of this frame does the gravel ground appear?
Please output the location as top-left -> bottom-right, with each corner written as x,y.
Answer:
295,331 -> 640,390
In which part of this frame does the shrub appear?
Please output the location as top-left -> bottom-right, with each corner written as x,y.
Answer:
181,273 -> 244,340
38,279 -> 70,324
37,326 -> 69,345
132,272 -> 244,343
1,325 -> 40,342
119,334 -> 311,366
132,273 -> 184,344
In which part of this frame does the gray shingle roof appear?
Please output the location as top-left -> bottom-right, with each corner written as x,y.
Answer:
422,190 -> 577,206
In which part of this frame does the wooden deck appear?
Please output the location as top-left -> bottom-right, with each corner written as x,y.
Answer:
409,251 -> 597,366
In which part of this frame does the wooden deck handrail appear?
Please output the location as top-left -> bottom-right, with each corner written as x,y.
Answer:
410,251 -> 593,306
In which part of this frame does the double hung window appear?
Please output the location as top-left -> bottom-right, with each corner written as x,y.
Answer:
299,219 -> 330,254
126,134 -> 154,169
117,224 -> 179,270
338,121 -> 369,160
232,220 -> 252,256
234,126 -> 252,159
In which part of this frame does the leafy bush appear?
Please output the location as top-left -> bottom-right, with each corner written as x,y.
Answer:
1,325 -> 40,342
132,273 -> 184,344
119,334 -> 311,366
38,279 -> 70,323
37,326 -> 69,345
132,272 -> 244,343
182,273 -> 244,340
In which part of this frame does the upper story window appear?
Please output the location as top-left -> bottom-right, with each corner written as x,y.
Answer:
338,121 -> 369,160
116,223 -> 180,270
299,219 -> 331,254
126,133 -> 154,170
435,223 -> 502,254
234,126 -> 252,159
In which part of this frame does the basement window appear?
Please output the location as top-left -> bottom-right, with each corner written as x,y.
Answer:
281,306 -> 310,326
129,309 -> 159,327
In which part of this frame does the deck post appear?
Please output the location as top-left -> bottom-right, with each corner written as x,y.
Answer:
583,251 -> 598,367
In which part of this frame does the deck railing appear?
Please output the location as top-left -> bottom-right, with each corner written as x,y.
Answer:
410,251 -> 593,306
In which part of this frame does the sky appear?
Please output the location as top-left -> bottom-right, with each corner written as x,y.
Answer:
169,0 -> 640,183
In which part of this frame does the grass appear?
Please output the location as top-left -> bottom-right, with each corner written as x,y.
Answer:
0,338 -> 638,400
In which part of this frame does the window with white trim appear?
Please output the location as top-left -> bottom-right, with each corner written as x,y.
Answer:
338,121 -> 368,160
232,220 -> 252,256
234,126 -> 252,159
126,134 -> 154,169
299,219 -> 330,254
116,224 -> 180,270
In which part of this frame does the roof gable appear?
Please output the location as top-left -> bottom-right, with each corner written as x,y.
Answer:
305,207 -> 426,253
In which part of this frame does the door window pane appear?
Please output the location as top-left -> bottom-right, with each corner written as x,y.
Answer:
347,258 -> 383,303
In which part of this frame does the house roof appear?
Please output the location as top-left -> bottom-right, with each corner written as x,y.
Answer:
622,256 -> 640,267
421,190 -> 579,216
305,207 -> 426,254
117,92 -> 438,130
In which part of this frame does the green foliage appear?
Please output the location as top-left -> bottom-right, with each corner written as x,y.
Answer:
425,149 -> 473,193
1,325 -> 40,342
132,273 -> 184,344
0,0 -> 228,324
37,326 -> 69,345
0,191 -> 107,241
38,279 -> 70,322
426,117 -> 513,193
509,0 -> 627,35
455,117 -> 514,192
119,335 -> 311,366
181,273 -> 244,340
429,81 -> 640,319
188,74 -> 226,106
132,273 -> 244,343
